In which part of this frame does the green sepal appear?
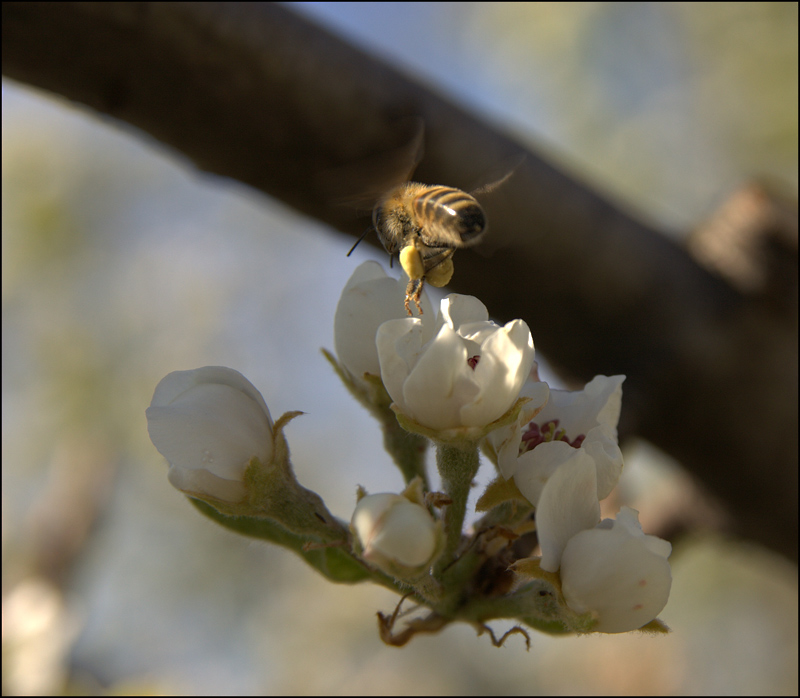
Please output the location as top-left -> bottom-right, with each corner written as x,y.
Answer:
393,396 -> 532,445
510,558 -> 597,633
637,618 -> 671,634
456,573 -> 589,636
475,475 -> 529,513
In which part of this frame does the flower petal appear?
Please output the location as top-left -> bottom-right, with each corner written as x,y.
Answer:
460,319 -> 535,426
369,499 -> 438,568
540,375 -> 625,437
376,317 -> 425,413
513,439 -> 577,506
437,293 -> 489,332
402,323 -> 475,430
582,424 -> 624,500
535,449 -> 600,572
167,465 -> 248,503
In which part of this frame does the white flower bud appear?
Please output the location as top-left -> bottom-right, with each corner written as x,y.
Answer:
376,294 -> 535,433
560,507 -> 672,633
146,366 -> 274,503
351,493 -> 439,576
334,261 -> 434,383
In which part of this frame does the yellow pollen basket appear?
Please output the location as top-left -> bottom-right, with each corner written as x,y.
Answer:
399,243 -> 425,281
426,257 -> 453,287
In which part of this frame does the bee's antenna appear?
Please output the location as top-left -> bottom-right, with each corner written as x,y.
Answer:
347,226 -> 373,257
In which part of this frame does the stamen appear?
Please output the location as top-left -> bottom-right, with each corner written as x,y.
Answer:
519,419 -> 586,453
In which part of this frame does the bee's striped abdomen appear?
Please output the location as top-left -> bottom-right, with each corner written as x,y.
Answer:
411,186 -> 486,247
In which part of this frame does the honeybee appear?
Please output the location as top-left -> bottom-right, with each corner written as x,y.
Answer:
371,182 -> 487,314
338,120 -> 518,314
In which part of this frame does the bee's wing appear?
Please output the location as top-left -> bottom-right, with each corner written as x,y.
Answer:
468,154 -> 527,258
469,153 -> 526,196
318,117 -> 425,211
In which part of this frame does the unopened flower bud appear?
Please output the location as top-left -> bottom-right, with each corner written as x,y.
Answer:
146,366 -> 274,503
560,507 -> 672,633
351,492 -> 440,578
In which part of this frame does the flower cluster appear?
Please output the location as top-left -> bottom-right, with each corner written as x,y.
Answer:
485,373 -> 670,631
146,260 -> 672,644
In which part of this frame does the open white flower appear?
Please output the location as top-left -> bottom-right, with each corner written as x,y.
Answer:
334,261 -> 434,383
376,294 -> 535,434
532,451 -> 672,632
560,507 -> 672,633
146,366 -> 274,503
492,375 -> 625,507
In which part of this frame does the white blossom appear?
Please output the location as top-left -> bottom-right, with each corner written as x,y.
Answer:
532,450 -> 672,632
146,366 -> 273,503
493,375 -> 625,506
334,261 -> 434,383
376,294 -> 535,433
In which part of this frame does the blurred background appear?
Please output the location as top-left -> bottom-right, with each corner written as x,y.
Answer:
3,3 -> 797,695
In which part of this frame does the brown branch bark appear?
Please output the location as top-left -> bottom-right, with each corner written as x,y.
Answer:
3,2 -> 797,560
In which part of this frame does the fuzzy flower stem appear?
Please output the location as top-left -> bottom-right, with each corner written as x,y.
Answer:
434,442 -> 481,574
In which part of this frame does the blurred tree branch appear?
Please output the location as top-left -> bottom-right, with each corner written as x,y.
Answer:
3,2 -> 797,560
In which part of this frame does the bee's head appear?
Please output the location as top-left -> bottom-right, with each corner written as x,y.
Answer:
372,204 -> 384,234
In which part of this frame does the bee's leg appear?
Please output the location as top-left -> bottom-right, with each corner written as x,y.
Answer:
405,278 -> 425,316
404,279 -> 415,315
412,280 -> 425,315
